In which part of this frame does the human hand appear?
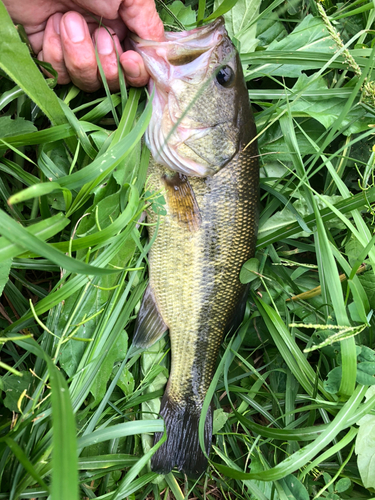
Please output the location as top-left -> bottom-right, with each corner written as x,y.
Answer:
3,0 -> 164,92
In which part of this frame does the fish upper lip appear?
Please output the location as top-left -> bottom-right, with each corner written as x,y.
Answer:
129,17 -> 225,46
128,18 -> 226,75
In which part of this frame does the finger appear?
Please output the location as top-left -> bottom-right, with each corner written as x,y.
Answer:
84,18 -> 127,43
72,0 -> 122,20
119,0 -> 164,41
28,31 -> 45,55
60,11 -> 101,92
120,50 -> 149,87
41,13 -> 71,84
99,18 -> 127,41
93,27 -> 124,92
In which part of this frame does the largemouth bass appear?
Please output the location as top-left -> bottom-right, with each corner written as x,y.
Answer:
131,17 -> 259,477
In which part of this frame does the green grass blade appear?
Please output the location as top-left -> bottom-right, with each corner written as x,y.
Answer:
5,438 -> 50,493
255,297 -> 330,399
46,358 -> 79,500
57,97 -> 151,192
0,214 -> 69,261
110,429 -> 167,500
0,3 -> 67,126
59,99 -> 97,159
77,420 -> 164,450
0,210 -> 122,276
299,427 -> 358,480
257,187 -> 375,249
213,385 -> 366,481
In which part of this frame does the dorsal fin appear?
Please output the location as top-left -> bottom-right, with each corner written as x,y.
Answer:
162,172 -> 201,231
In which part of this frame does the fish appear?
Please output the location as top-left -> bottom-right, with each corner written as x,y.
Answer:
131,17 -> 259,477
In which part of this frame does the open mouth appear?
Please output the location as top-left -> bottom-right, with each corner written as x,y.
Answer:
129,17 -> 226,82
129,18 -> 229,177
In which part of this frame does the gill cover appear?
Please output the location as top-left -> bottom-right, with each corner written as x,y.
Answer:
130,17 -> 248,177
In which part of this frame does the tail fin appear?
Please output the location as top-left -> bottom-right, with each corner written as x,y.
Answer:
151,392 -> 212,477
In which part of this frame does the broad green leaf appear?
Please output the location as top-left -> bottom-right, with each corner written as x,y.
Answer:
0,116 -> 37,137
212,408 -> 229,434
213,0 -> 260,53
116,365 -> 135,396
357,363 -> 375,386
356,386 -> 375,489
282,474 -> 309,500
258,119 -> 326,165
336,478 -> 351,493
279,89 -> 373,134
257,11 -> 286,47
246,15 -> 334,79
91,330 -> 128,403
160,1 -> 196,27
259,194 -> 344,239
359,272 -> 375,309
0,3 -> 67,126
324,367 -> 342,395
2,371 -> 32,412
240,257 -> 259,284
358,346 -> 375,363
348,279 -> 369,324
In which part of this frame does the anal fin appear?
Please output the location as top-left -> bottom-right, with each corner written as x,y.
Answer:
132,285 -> 168,348
162,172 -> 201,231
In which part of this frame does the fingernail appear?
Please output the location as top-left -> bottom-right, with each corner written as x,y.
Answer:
125,61 -> 141,78
53,14 -> 61,35
63,12 -> 86,43
96,29 -> 114,55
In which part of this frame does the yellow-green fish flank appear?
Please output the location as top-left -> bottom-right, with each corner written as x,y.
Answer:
131,17 -> 259,477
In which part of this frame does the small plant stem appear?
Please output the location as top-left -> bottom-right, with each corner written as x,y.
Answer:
313,443 -> 355,499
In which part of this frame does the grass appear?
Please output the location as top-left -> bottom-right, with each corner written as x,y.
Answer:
1,0 -> 375,498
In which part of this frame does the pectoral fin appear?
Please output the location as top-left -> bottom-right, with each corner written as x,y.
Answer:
162,172 -> 201,231
133,285 -> 168,348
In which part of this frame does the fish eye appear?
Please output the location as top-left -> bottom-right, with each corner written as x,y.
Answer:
216,65 -> 234,87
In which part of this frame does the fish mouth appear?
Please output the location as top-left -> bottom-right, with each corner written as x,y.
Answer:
129,17 -> 226,87
130,18 -> 229,177
129,17 -> 225,61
